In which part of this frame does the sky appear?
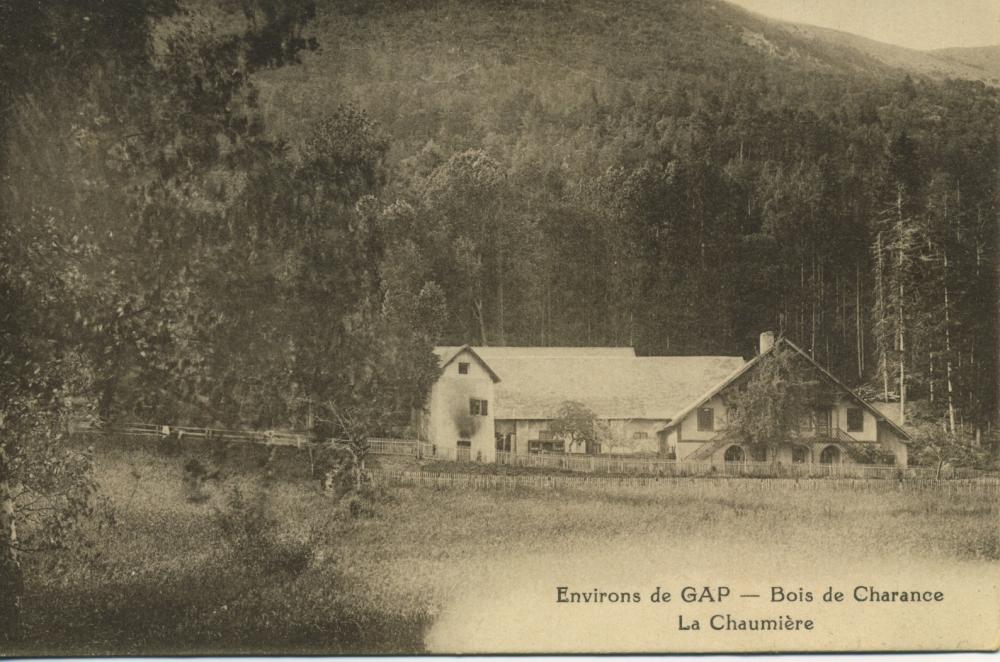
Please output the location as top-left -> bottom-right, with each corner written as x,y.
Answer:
725,0 -> 1000,50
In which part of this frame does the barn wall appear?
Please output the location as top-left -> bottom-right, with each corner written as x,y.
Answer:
599,419 -> 665,454
496,418 -> 667,455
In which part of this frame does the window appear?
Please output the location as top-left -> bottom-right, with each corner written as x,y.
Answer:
495,433 -> 512,452
846,408 -> 863,432
469,398 -> 488,416
529,440 -> 565,454
632,431 -> 648,440
697,407 -> 714,431
792,445 -> 808,464
458,362 -> 470,375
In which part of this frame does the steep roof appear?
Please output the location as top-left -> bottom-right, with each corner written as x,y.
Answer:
434,346 -> 636,359
433,345 -> 501,383
661,337 -> 912,442
433,346 -> 743,420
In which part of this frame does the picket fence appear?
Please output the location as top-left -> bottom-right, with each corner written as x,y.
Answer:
368,469 -> 1000,495
492,450 -> 992,480
368,437 -> 435,457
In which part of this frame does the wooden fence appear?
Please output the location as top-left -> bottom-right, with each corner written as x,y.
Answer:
367,437 -> 434,457
79,422 -> 312,447
73,421 -> 997,483
369,469 -> 1000,495
74,422 -> 437,456
493,450 -> 994,481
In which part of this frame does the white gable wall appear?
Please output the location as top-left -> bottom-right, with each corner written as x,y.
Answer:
426,350 -> 496,462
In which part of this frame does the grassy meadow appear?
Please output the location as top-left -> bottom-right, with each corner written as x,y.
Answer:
8,437 -> 999,655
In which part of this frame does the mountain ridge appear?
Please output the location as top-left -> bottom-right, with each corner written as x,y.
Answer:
929,45 -> 1000,82
257,0 -> 998,176
727,3 -> 1000,85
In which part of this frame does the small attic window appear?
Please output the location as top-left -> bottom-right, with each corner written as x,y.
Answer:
458,362 -> 470,375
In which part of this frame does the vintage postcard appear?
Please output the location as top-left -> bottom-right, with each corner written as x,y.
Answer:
0,0 -> 997,656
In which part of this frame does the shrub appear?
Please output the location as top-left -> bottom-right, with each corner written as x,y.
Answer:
213,485 -> 314,576
182,458 -> 219,503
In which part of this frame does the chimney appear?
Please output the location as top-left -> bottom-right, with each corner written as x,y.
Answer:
759,331 -> 775,354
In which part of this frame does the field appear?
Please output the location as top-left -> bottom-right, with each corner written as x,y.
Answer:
8,437 -> 1000,655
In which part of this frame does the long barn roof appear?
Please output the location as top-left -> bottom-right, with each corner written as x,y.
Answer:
433,346 -> 744,420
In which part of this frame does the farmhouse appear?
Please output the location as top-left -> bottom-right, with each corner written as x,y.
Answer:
661,333 -> 910,466
420,332 -> 910,466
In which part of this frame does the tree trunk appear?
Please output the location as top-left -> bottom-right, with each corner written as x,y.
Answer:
856,263 -> 864,380
497,245 -> 506,346
799,260 -> 805,342
896,192 -> 906,426
97,372 -> 120,422
898,264 -> 906,426
810,254 -> 816,356
943,252 -> 956,434
0,445 -> 23,643
875,231 -> 889,401
996,196 -> 1000,431
928,355 -> 934,404
473,299 -> 488,346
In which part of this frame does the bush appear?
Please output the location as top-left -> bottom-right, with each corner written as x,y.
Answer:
213,485 -> 314,576
182,458 -> 219,503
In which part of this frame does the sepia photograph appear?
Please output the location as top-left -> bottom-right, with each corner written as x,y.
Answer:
0,0 -> 998,655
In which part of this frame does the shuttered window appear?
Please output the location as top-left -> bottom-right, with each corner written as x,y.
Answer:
697,407 -> 714,431
846,408 -> 864,432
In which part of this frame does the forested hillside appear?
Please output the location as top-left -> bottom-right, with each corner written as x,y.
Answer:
2,0 -> 996,439
255,0 -> 999,435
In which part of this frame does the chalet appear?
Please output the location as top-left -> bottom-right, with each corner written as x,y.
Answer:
660,332 -> 911,466
420,333 -> 910,466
